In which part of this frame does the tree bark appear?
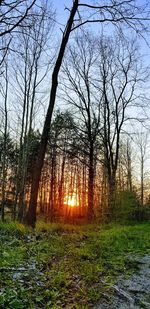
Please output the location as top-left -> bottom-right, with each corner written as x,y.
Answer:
1,64 -> 8,221
25,0 -> 79,227
87,143 -> 94,221
107,172 -> 116,218
58,155 -> 65,212
141,155 -> 144,207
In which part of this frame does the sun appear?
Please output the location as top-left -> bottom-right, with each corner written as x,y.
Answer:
67,195 -> 76,207
64,193 -> 79,207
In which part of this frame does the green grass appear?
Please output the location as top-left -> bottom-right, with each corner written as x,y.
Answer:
0,221 -> 150,308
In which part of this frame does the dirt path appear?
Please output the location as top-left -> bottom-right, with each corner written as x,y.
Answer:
95,254 -> 150,309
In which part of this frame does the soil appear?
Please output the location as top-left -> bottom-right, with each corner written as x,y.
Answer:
95,254 -> 150,309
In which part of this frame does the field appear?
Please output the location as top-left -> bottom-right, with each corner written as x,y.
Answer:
1,221 -> 150,308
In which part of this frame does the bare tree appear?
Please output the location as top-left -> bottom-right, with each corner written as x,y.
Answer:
117,138 -> 133,192
136,131 -> 148,206
126,139 -> 133,192
0,0 -> 37,66
61,32 -> 101,221
0,61 -> 8,220
99,36 -> 145,215
26,0 -> 150,227
10,1 -> 55,222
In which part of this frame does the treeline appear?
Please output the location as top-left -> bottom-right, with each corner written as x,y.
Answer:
0,110 -> 150,223
0,0 -> 150,225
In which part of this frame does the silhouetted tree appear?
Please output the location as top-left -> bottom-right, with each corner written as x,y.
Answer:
26,0 -> 150,227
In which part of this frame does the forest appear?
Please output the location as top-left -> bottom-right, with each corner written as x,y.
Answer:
1,0 -> 150,226
1,1 -> 150,308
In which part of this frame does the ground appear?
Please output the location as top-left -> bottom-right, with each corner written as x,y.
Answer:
95,254 -> 150,308
0,221 -> 150,308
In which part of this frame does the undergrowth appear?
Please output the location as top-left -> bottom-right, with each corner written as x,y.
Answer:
0,221 -> 150,308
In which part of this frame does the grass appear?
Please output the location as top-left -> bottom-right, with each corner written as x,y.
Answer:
0,221 -> 150,308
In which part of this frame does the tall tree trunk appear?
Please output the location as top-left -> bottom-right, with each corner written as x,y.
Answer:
82,162 -> 87,216
87,143 -> 94,221
49,154 -> 56,220
101,165 -> 107,221
127,140 -> 132,191
58,155 -> 65,212
25,0 -> 78,227
141,155 -> 144,207
1,64 -> 8,221
107,171 -> 116,218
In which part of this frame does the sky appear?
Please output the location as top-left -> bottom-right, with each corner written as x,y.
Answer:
53,0 -> 150,58
2,0 -> 150,181
54,0 -> 72,23
53,0 -> 113,34
51,0 -> 150,178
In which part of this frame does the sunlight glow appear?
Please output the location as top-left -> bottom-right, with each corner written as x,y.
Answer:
64,193 -> 79,207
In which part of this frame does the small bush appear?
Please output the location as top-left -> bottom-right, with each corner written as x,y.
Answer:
114,190 -> 141,221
